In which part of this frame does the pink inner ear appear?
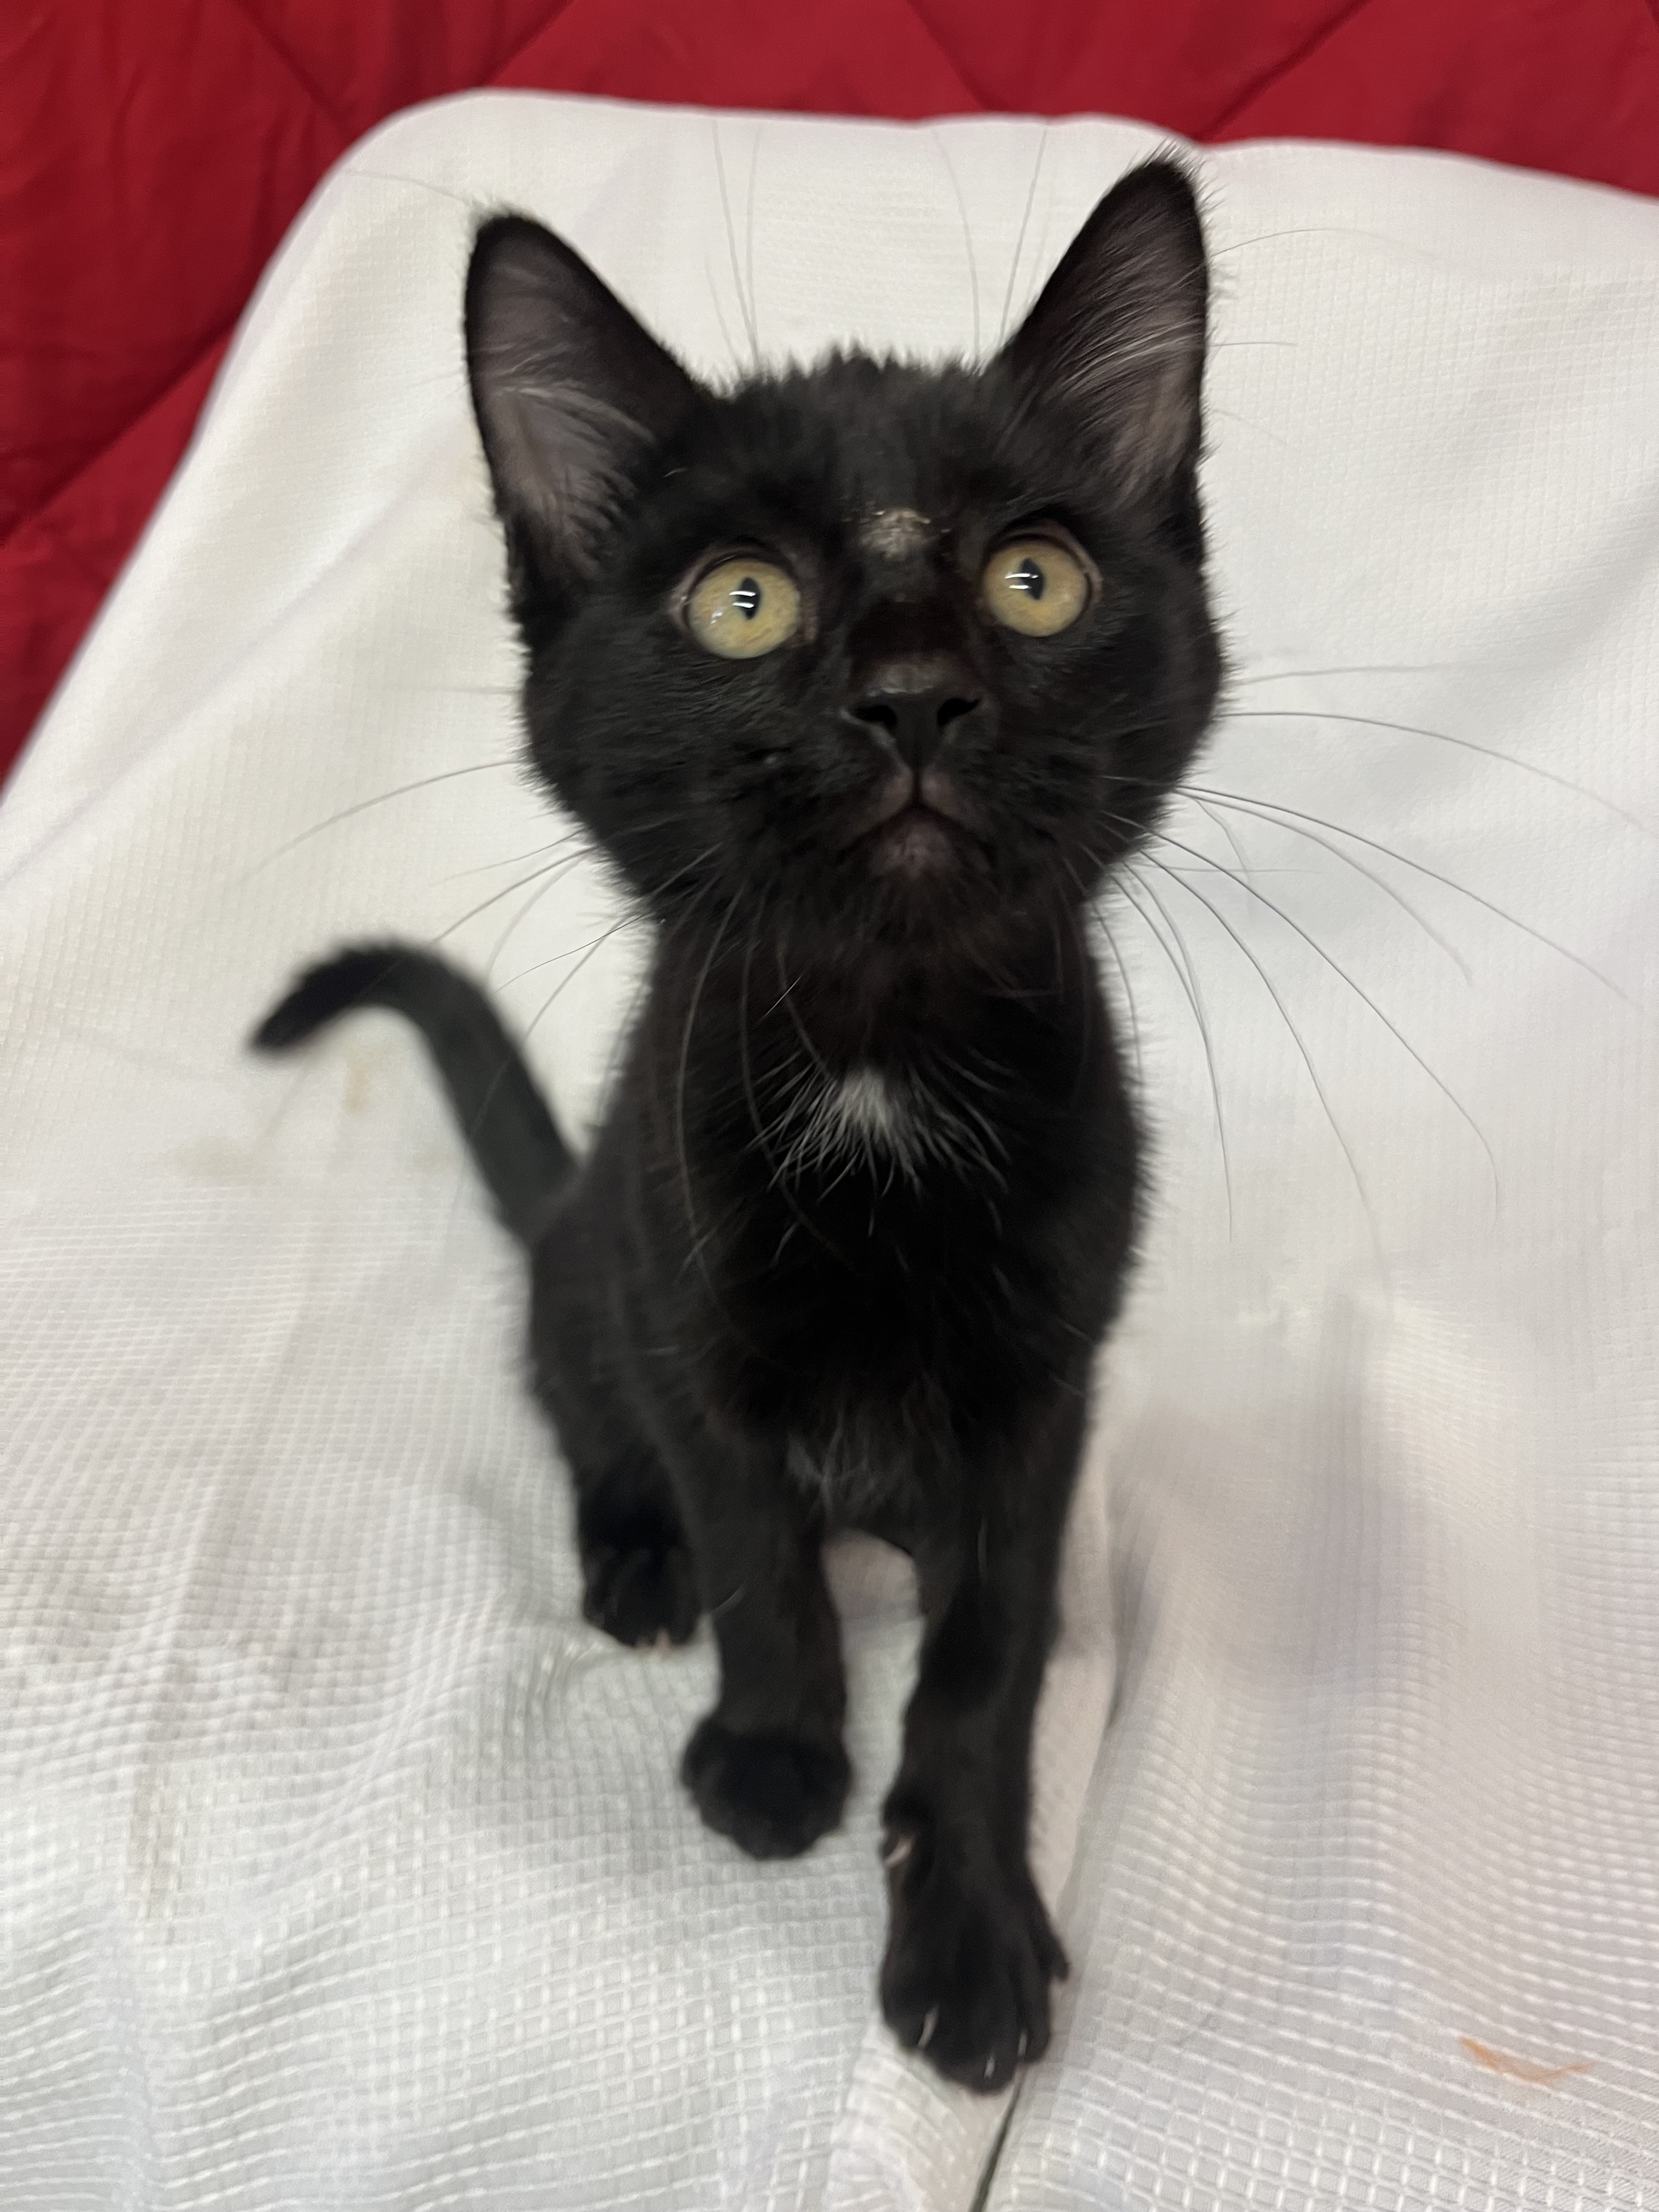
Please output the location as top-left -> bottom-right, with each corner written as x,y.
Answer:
1002,162 -> 1207,503
466,217 -> 700,583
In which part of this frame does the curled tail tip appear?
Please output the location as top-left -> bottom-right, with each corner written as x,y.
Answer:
248,940 -> 570,1239
250,943 -> 412,1054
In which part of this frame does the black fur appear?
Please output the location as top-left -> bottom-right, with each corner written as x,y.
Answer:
252,944 -> 573,1239
255,161 -> 1221,2091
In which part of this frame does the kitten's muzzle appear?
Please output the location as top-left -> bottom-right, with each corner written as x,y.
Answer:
837,650 -> 994,871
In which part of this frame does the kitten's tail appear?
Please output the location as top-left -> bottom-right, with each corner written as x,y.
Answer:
251,943 -> 574,1244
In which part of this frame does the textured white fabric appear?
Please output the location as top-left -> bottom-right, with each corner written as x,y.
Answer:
4,92 -> 1658,2211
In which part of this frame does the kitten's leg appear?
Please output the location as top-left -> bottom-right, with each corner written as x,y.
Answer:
877,1380 -> 1084,2091
531,1240 -> 698,1649
571,1438 -> 700,1649
673,1440 -> 850,1861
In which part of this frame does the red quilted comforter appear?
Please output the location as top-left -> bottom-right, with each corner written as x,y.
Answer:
6,0 -> 1658,784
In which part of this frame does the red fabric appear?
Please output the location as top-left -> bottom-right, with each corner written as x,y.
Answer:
5,1 -> 1658,783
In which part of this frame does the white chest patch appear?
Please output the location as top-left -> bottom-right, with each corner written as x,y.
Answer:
772,1062 -> 1004,1186
830,1066 -> 910,1148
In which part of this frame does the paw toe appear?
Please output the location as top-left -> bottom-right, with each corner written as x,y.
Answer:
583,1539 -> 699,1647
879,1846 -> 1064,2092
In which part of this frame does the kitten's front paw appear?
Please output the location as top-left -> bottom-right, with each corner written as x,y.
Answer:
582,1537 -> 699,1648
878,1825 -> 1068,2092
681,1716 -> 849,1859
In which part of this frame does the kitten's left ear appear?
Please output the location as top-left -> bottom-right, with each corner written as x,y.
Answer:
1001,160 -> 1208,509
466,215 -> 702,600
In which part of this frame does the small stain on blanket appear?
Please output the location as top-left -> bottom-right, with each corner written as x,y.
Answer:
1459,2036 -> 1589,2086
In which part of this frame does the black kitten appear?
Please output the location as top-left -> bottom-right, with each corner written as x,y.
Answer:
255,162 -> 1220,2091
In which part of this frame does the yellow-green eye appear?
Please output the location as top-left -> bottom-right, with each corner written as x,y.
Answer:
684,558 -> 801,659
981,538 -> 1091,637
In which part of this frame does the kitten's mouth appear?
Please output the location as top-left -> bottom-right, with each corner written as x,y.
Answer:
867,807 -> 967,879
844,769 -> 988,881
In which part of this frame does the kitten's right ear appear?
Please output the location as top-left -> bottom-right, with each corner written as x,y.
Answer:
465,216 -> 701,601
1001,160 -> 1208,512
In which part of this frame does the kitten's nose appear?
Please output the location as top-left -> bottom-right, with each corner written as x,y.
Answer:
845,654 -> 984,771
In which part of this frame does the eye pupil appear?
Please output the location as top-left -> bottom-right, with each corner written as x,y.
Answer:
733,575 -> 761,619
1013,556 -> 1045,601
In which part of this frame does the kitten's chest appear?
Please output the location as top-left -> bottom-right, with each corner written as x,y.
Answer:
702,1059 -> 1097,1416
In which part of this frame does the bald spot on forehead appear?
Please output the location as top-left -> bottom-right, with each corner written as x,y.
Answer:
855,507 -> 935,560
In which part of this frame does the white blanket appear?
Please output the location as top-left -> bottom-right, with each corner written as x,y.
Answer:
4,92 -> 1658,2210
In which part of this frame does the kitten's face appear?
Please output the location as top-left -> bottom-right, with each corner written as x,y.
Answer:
467,165 -> 1220,978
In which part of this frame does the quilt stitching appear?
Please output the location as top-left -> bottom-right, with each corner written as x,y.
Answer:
7,499 -> 123,593
876,0 -> 994,111
0,327 -> 238,559
215,0 -> 354,145
484,0 -> 579,87
1203,0 -> 1380,137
